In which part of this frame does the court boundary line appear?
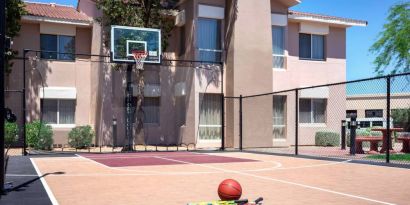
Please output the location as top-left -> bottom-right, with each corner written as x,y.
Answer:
154,156 -> 396,205
243,150 -> 410,170
30,158 -> 59,205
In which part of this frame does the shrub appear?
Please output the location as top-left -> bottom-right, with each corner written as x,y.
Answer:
5,122 -> 18,147
315,131 -> 340,147
26,120 -> 53,150
68,125 -> 94,149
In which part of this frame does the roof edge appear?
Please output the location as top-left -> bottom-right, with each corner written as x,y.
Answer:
288,10 -> 368,27
22,15 -> 92,26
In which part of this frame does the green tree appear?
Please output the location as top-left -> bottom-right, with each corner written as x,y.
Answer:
370,2 -> 410,75
5,0 -> 27,73
95,0 -> 176,147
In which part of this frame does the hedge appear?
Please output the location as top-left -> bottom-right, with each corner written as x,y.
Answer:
315,131 -> 340,147
68,125 -> 94,149
26,120 -> 54,150
5,122 -> 18,147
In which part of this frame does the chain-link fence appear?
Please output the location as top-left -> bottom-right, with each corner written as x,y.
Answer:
4,50 -> 224,155
230,73 -> 410,166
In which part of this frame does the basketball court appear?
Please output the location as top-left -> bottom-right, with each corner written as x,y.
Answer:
8,151 -> 406,205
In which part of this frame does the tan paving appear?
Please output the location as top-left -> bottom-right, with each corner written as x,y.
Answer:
32,152 -> 410,205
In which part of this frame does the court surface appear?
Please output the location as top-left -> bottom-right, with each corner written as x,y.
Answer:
23,151 -> 410,205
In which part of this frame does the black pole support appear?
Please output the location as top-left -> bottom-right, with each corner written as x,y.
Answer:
23,49 -> 29,156
239,95 -> 243,151
341,120 -> 346,150
349,115 -> 357,155
220,65 -> 225,151
386,76 -> 391,163
125,64 -> 134,151
295,89 -> 299,155
0,0 -> 6,195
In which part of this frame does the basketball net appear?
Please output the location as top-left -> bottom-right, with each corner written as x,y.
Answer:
131,50 -> 148,70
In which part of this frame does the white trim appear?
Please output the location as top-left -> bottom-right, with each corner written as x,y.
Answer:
271,13 -> 288,26
288,15 -> 367,27
300,22 -> 329,35
197,139 -> 221,143
40,87 -> 77,99
110,25 -> 162,64
300,123 -> 327,128
198,4 -> 224,19
30,158 -> 59,205
22,15 -> 91,26
49,124 -> 76,129
198,125 -> 222,128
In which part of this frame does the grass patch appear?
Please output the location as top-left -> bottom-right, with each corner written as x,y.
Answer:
366,154 -> 410,161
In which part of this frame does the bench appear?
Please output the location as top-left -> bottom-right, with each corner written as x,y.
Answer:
398,136 -> 410,153
355,137 -> 383,154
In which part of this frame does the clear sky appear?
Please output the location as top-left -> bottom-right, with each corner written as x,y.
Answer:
28,0 -> 401,80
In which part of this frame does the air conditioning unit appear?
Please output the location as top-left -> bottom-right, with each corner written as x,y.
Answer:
175,10 -> 186,27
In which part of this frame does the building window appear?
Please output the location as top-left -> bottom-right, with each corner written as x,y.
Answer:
273,95 -> 286,139
42,99 -> 75,124
143,97 -> 160,124
180,26 -> 186,56
197,18 -> 222,62
272,26 -> 285,69
365,109 -> 383,118
199,94 -> 221,140
40,34 -> 75,60
299,33 -> 325,60
346,110 -> 357,118
299,98 -> 327,123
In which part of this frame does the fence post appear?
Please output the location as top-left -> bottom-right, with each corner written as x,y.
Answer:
386,76 -> 391,163
341,120 -> 346,150
295,89 -> 299,155
349,115 -> 357,155
239,95 -> 243,151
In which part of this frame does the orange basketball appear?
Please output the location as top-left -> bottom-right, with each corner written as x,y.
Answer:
218,179 -> 242,201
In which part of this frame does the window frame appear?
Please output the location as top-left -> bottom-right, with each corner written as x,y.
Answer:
365,109 -> 383,118
142,97 -> 161,125
299,98 -> 327,124
40,34 -> 75,61
41,99 -> 76,127
299,33 -> 326,61
272,26 -> 286,69
273,95 -> 287,140
196,17 -> 223,62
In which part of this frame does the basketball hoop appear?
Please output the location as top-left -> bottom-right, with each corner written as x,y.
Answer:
131,50 -> 148,70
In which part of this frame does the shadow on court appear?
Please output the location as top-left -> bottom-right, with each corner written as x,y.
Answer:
0,156 -> 61,205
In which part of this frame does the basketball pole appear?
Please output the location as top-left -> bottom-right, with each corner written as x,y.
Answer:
0,0 -> 6,195
125,64 -> 134,151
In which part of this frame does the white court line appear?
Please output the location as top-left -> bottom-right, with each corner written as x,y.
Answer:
30,158 -> 59,205
154,156 -> 396,205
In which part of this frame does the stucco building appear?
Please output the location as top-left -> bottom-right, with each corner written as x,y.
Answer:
6,0 -> 367,149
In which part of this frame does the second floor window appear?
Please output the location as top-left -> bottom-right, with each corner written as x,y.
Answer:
299,33 -> 325,60
365,109 -> 383,118
197,18 -> 222,62
41,34 -> 75,61
272,26 -> 285,69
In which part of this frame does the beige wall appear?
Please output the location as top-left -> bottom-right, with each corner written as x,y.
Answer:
347,94 -> 410,119
6,21 -> 93,145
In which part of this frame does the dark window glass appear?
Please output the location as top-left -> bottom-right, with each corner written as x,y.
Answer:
359,121 -> 371,128
312,35 -> 324,60
197,18 -> 221,61
299,33 -> 311,59
346,110 -> 357,118
40,34 -> 75,60
42,99 -> 58,124
365,109 -> 383,118
180,26 -> 186,56
58,35 -> 75,60
143,97 -> 160,124
40,34 -> 57,59
372,121 -> 383,127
